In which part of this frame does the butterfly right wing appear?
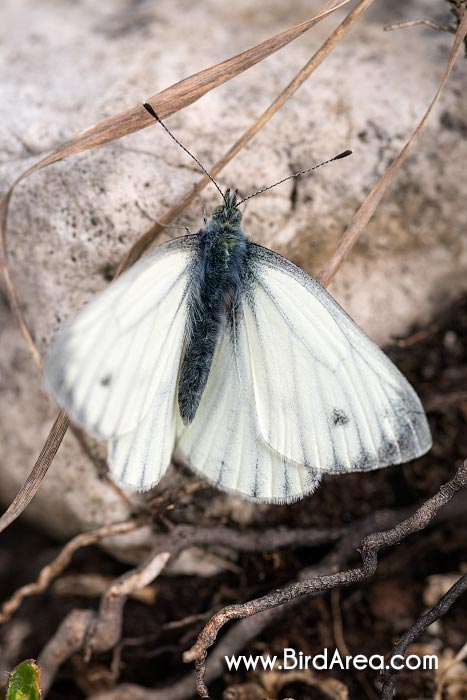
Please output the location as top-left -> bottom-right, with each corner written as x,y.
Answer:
238,244 -> 432,475
44,237 -> 194,438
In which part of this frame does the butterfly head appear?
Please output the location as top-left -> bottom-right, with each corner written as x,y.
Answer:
212,188 -> 243,226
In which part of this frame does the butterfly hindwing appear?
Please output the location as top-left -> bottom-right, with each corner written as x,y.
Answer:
176,315 -> 322,503
107,349 -> 181,491
240,244 -> 432,474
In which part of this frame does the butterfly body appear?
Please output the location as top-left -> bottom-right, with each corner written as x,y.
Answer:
44,190 -> 432,503
179,189 -> 249,424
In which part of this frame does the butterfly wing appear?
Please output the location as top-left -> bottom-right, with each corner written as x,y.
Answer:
176,317 -> 322,503
44,237 -> 194,439
239,244 -> 432,474
107,356 -> 181,490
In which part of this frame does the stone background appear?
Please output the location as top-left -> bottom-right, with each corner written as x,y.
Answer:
0,0 -> 466,555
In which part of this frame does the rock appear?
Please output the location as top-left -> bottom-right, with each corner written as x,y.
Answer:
0,0 -> 466,555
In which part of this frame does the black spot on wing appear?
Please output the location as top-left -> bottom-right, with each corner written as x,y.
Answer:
100,374 -> 112,387
332,408 -> 349,427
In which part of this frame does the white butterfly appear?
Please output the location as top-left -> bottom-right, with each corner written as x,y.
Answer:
44,188 -> 432,503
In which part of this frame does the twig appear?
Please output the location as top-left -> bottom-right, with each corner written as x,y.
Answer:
74,496 -> 464,699
0,517 -> 147,623
37,609 -> 95,692
380,572 -> 467,699
384,18 -> 456,34
52,573 -> 157,604
0,516 -> 343,628
84,550 -> 172,657
1,521 -> 342,624
37,547 -> 174,693
83,509 -> 399,700
183,461 -> 467,697
84,500 -> 463,700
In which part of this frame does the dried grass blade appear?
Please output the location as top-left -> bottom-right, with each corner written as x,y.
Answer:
0,410 -> 70,535
317,10 -> 467,287
0,191 -> 41,366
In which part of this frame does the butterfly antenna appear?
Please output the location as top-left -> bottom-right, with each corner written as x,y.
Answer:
236,149 -> 352,206
143,102 -> 226,204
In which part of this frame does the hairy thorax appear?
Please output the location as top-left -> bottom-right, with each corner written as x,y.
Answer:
177,206 -> 250,424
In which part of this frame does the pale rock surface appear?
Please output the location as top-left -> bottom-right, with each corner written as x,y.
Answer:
0,0 -> 466,559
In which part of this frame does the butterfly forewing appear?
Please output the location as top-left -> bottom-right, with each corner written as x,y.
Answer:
240,244 -> 432,474
44,237 -> 194,439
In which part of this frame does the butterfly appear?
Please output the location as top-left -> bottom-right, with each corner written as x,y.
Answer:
44,182 -> 432,503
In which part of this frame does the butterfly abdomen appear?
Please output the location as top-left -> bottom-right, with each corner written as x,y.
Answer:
178,207 -> 249,425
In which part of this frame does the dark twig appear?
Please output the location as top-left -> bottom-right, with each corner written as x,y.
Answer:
183,461 -> 467,697
380,571 -> 467,699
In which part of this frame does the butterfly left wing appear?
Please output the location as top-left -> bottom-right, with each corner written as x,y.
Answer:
108,373 -> 181,490
176,320 -> 322,503
239,244 -> 432,474
44,237 -> 194,438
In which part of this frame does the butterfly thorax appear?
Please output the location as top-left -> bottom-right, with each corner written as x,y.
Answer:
178,190 -> 250,424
